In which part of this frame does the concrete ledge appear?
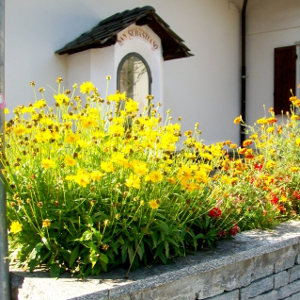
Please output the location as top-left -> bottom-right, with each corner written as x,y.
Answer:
10,221 -> 300,300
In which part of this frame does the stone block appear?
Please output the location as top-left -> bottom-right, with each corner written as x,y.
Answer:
204,290 -> 239,300
249,290 -> 278,300
289,265 -> 300,283
285,291 -> 300,300
296,254 -> 300,265
275,249 -> 296,273
240,276 -> 274,300
251,253 -> 274,281
274,271 -> 289,289
277,279 -> 300,299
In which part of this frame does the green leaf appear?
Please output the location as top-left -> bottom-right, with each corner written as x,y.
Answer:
137,242 -> 144,261
205,215 -> 210,229
195,233 -> 205,240
42,237 -> 51,250
29,259 -> 39,273
128,246 -> 134,264
116,235 -> 124,245
166,237 -> 179,247
90,254 -> 98,269
164,241 -> 169,259
152,231 -> 158,248
69,244 -> 80,268
158,221 -> 169,234
158,252 -> 167,264
50,263 -> 60,278
99,253 -> 109,264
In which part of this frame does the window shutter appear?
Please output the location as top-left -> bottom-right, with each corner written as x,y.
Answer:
274,46 -> 296,115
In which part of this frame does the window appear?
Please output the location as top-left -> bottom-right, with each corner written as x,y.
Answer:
274,46 -> 297,115
117,53 -> 152,114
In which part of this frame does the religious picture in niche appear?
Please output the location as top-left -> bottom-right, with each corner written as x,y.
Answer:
118,55 -> 150,114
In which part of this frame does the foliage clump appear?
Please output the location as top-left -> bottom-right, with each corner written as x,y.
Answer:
3,78 -> 300,277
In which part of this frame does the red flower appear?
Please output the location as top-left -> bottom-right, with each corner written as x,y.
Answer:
209,207 -> 222,218
293,190 -> 300,200
229,225 -> 240,236
218,230 -> 226,238
277,204 -> 286,213
270,195 -> 279,205
255,163 -> 263,171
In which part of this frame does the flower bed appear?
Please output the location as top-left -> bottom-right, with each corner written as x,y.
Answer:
3,78 -> 300,277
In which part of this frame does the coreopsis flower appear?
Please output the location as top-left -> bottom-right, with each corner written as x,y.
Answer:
133,161 -> 148,176
107,91 -> 126,102
256,118 -> 267,124
10,221 -> 22,234
291,114 -> 300,121
108,124 -> 125,136
42,219 -> 51,228
64,132 -> 80,144
233,115 -> 242,124
265,161 -> 276,169
73,169 -> 90,187
166,177 -> 176,184
208,207 -> 222,218
13,124 -> 27,136
64,155 -> 77,166
242,140 -> 252,147
145,170 -> 163,183
90,171 -> 103,181
177,165 -> 192,181
4,108 -> 9,114
290,166 -> 299,173
80,81 -> 95,94
149,200 -> 159,209
33,99 -> 47,109
54,93 -> 70,105
125,174 -> 140,189
125,99 -> 139,112
80,116 -> 97,129
255,163 -> 263,171
56,77 -> 63,83
266,117 -> 277,124
101,161 -> 115,173
42,159 -> 56,169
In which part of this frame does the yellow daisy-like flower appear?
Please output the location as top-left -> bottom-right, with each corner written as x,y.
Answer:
80,81 -> 95,94
295,138 -> 300,147
265,161 -> 276,169
33,99 -> 46,109
42,159 -> 56,169
42,219 -> 51,228
54,93 -> 70,105
290,166 -> 299,173
101,161 -> 115,173
65,132 -> 80,144
13,124 -> 27,136
4,108 -> 9,114
233,116 -> 242,124
73,169 -> 90,187
125,99 -> 139,112
149,200 -> 159,209
64,155 -> 77,166
125,174 -> 141,189
10,221 -> 22,234
145,171 -> 163,183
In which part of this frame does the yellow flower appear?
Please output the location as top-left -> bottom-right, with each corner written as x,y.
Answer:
265,161 -> 276,169
42,159 -> 56,169
101,161 -> 115,173
80,116 -> 97,129
125,99 -> 139,112
177,165 -> 192,181
13,124 -> 27,136
233,116 -> 242,124
73,169 -> 90,187
107,91 -> 126,102
54,93 -> 70,105
146,171 -> 163,183
291,115 -> 299,121
90,171 -> 103,181
35,130 -> 52,143
80,81 -> 95,94
65,132 -> 80,144
125,174 -> 141,189
64,155 -> 76,166
149,200 -> 159,209
167,177 -> 176,184
257,118 -> 267,124
290,166 -> 299,173
10,221 -> 22,234
295,138 -> 300,146
42,219 -> 51,228
4,108 -> 9,114
108,124 -> 125,136
33,99 -> 46,109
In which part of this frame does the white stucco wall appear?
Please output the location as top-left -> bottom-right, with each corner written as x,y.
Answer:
246,0 -> 300,126
5,0 -> 241,145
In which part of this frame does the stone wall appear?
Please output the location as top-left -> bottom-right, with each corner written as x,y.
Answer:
10,221 -> 300,300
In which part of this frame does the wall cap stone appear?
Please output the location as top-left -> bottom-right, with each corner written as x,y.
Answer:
10,221 -> 300,300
